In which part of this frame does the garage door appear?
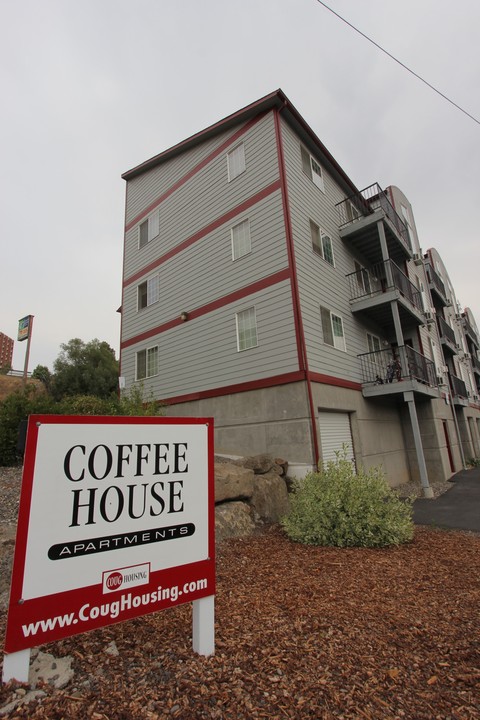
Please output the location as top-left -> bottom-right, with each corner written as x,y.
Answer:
318,411 -> 355,467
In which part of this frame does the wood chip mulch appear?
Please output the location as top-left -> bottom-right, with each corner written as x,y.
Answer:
1,522 -> 479,719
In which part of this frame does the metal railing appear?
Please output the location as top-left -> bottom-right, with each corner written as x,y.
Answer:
425,262 -> 447,299
336,183 -> 411,250
450,374 -> 467,398
346,259 -> 423,313
462,317 -> 479,347
437,316 -> 456,345
472,355 -> 480,373
358,345 -> 437,387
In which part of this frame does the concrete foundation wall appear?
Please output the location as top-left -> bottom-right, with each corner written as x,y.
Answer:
165,381 -> 315,467
400,397 -> 464,484
310,384 -> 410,487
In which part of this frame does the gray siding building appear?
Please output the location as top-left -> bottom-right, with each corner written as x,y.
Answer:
120,90 -> 480,492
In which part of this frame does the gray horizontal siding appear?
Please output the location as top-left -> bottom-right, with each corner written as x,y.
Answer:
123,112 -> 279,282
125,127 -> 236,225
281,118 -> 378,383
121,281 -> 298,398
121,190 -> 288,342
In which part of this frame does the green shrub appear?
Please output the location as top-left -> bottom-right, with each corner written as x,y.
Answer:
0,386 -> 60,466
0,385 -> 164,466
281,452 -> 414,548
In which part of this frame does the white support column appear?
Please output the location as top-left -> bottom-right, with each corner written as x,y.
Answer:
192,595 -> 215,656
2,649 -> 31,684
404,391 -> 434,498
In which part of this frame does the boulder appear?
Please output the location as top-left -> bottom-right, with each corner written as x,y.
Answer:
214,463 -> 255,503
251,471 -> 291,523
215,502 -> 256,542
243,454 -> 277,475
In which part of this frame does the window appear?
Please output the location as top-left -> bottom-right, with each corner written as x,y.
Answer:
231,219 -> 251,260
227,143 -> 246,182
236,307 -> 257,351
138,275 -> 159,310
354,261 -> 371,295
301,146 -> 325,192
310,220 -> 334,265
136,346 -> 158,380
320,306 -> 346,351
367,333 -> 381,354
138,211 -> 160,249
345,200 -> 360,222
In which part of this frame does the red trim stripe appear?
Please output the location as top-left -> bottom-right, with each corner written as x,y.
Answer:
160,369 -> 363,406
309,372 -> 362,392
162,371 -> 307,405
274,109 -> 320,468
124,180 -> 281,288
121,267 -> 290,349
125,112 -> 269,232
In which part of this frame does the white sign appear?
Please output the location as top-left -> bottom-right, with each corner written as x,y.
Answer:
5,415 -> 215,654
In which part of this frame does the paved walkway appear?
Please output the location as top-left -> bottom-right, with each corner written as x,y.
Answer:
413,466 -> 480,533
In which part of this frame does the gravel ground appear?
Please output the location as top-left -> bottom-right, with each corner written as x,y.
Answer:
1,466 -> 478,720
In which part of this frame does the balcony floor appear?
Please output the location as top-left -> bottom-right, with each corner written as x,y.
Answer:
350,288 -> 425,328
362,378 -> 441,400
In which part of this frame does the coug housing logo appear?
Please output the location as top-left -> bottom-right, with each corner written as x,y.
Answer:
102,563 -> 150,594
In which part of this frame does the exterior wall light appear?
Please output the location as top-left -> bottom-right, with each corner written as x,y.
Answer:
180,312 -> 189,322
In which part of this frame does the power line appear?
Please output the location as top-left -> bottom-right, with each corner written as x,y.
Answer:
315,0 -> 480,126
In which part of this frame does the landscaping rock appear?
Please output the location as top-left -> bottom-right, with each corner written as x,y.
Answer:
215,502 -> 256,542
214,463 -> 255,503
251,471 -> 291,523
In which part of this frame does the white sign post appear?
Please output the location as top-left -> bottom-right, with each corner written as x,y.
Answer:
3,415 -> 215,683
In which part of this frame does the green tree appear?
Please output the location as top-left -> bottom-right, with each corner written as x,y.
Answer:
32,364 -> 53,392
52,338 -> 119,400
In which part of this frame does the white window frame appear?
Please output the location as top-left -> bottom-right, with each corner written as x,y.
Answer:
236,307 -> 258,352
135,345 -> 159,380
301,146 -> 325,193
227,143 -> 246,182
320,306 -> 346,352
138,211 -> 160,249
138,274 -> 160,311
367,332 -> 383,375
354,261 -> 371,295
231,219 -> 251,261
310,220 -> 334,266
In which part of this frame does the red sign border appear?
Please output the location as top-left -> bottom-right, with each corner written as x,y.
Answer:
4,415 -> 215,653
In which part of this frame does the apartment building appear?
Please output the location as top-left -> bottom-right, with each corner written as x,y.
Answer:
0,332 -> 14,370
120,89 -> 480,492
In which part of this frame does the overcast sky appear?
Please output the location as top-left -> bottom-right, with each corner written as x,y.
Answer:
2,0 -> 479,372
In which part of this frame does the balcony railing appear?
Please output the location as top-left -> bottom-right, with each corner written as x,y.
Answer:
425,262 -> 447,300
450,374 -> 468,399
472,355 -> 480,374
462,317 -> 479,348
347,259 -> 423,313
437,316 -> 456,345
358,345 -> 437,387
336,183 -> 411,250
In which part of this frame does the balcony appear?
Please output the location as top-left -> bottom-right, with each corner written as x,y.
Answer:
462,316 -> 479,349
358,345 -> 440,400
437,316 -> 458,356
472,355 -> 480,376
449,374 -> 468,406
346,260 -> 426,330
336,183 -> 412,266
425,262 -> 448,308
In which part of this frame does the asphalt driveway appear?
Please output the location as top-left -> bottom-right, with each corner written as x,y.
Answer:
413,466 -> 480,532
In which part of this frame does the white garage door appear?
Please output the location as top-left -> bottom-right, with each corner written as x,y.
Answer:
318,411 -> 355,466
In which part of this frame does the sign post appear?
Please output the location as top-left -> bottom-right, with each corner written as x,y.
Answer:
3,415 -> 215,683
17,315 -> 34,389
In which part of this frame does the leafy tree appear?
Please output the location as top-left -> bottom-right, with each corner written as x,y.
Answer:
52,338 -> 119,400
32,364 -> 53,392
